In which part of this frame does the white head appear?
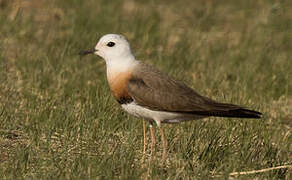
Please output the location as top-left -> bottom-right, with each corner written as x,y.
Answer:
80,34 -> 137,72
94,34 -> 134,61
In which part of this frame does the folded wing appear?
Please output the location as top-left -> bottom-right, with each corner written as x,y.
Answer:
128,62 -> 261,118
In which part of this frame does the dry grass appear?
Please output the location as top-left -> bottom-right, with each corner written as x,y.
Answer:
0,0 -> 291,179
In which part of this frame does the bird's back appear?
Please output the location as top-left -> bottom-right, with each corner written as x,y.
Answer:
128,62 -> 261,119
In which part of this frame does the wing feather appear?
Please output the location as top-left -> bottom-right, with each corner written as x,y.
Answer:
128,63 -> 238,112
127,62 -> 261,118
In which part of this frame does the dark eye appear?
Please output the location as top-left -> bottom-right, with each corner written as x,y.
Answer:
107,42 -> 115,47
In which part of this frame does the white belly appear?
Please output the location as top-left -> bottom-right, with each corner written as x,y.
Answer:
121,102 -> 203,125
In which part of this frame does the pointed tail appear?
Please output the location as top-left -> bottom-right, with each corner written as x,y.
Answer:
190,103 -> 262,119
211,108 -> 262,118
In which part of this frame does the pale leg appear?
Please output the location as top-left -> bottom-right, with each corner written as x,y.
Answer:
141,121 -> 147,163
150,124 -> 156,157
159,126 -> 167,161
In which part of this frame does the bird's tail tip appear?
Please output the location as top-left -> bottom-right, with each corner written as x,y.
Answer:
231,108 -> 262,119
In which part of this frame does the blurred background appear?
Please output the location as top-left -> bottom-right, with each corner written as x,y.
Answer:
0,0 -> 291,179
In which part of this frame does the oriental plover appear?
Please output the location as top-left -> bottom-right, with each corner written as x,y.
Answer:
80,34 -> 262,160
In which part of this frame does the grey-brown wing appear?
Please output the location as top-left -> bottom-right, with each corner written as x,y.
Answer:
128,63 -> 240,112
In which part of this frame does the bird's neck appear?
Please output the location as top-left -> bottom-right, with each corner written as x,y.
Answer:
106,56 -> 139,85
105,57 -> 139,100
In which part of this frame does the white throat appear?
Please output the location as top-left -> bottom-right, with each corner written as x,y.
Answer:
105,55 -> 139,80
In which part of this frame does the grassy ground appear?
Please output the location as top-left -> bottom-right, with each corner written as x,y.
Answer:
0,0 -> 291,179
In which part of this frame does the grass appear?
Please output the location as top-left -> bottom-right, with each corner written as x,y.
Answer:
0,0 -> 291,179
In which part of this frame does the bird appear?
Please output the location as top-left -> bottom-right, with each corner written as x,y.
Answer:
79,34 -> 262,160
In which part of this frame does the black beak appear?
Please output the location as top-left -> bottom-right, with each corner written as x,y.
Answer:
79,48 -> 96,56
